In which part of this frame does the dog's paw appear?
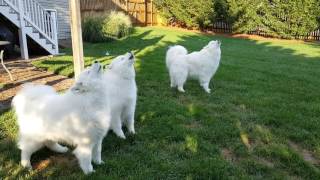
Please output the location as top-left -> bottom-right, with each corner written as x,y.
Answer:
58,146 -> 69,153
178,87 -> 185,93
93,159 -> 105,165
98,160 -> 105,165
82,165 -> 95,175
117,132 -> 126,139
21,160 -> 32,169
128,127 -> 135,134
84,169 -> 95,175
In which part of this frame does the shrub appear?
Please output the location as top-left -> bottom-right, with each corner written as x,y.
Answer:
102,11 -> 132,39
226,0 -> 320,38
82,11 -> 132,42
82,16 -> 106,43
154,0 -> 215,29
154,0 -> 320,38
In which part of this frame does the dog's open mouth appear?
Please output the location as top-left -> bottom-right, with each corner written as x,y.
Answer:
92,61 -> 102,73
128,52 -> 134,60
98,64 -> 102,72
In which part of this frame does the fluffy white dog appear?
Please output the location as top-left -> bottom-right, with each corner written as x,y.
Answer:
12,62 -> 109,174
166,40 -> 221,93
103,52 -> 137,139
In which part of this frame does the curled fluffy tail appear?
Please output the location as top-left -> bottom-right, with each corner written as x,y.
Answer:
12,83 -> 56,116
166,45 -> 188,69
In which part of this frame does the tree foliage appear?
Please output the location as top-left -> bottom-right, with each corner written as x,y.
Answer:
154,0 -> 320,38
154,0 -> 215,29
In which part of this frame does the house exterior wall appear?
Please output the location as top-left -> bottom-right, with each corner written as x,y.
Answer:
37,0 -> 71,40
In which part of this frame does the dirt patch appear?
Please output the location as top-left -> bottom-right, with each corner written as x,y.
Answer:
221,148 -> 238,162
288,141 -> 319,165
162,26 -> 318,43
0,58 -> 74,112
183,120 -> 202,129
33,154 -> 77,171
254,156 -> 274,168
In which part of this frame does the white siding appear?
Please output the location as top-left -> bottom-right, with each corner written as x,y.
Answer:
37,0 -> 71,40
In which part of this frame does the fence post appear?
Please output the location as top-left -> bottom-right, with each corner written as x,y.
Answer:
145,0 -> 147,26
150,0 -> 153,25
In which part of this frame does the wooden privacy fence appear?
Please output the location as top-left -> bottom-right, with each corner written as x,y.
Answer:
80,0 -> 157,25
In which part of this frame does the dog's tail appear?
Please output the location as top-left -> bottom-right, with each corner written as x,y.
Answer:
12,83 -> 56,117
166,45 -> 188,68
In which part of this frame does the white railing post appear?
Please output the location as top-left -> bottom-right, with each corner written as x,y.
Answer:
17,0 -> 29,59
2,0 -> 59,55
50,10 -> 59,54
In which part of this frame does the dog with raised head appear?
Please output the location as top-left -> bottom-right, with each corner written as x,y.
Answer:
12,62 -> 108,174
166,40 -> 221,93
103,52 -> 137,139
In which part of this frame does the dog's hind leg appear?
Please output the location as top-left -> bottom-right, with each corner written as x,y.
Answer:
92,137 -> 104,165
73,144 -> 95,174
45,141 -> 69,153
20,140 -> 43,169
111,115 -> 126,139
124,104 -> 136,134
200,82 -> 211,93
199,76 -> 211,93
170,66 -> 187,92
175,69 -> 187,93
170,75 -> 176,88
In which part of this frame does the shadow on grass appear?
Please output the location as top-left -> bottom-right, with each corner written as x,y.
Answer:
132,29 -> 320,178
32,30 -> 165,77
2,27 -> 320,178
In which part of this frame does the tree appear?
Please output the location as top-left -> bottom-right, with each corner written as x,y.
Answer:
154,0 -> 320,38
154,0 -> 215,29
226,0 -> 320,38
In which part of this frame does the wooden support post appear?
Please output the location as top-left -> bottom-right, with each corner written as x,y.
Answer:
69,0 -> 84,79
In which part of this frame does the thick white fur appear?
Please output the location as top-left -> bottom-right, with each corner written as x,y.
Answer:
103,52 -> 137,139
166,40 -> 221,93
12,62 -> 109,174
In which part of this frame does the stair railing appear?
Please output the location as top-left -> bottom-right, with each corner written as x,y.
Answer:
1,0 -> 58,54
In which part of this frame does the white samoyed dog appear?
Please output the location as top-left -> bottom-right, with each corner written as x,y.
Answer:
12,62 -> 109,174
103,52 -> 137,139
166,40 -> 221,93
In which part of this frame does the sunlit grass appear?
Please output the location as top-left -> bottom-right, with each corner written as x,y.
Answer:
1,26 -> 320,178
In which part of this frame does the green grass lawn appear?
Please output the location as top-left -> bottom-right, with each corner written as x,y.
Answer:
1,26 -> 320,179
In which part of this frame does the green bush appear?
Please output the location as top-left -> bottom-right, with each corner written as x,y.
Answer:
82,16 -> 106,43
102,11 -> 132,39
82,11 -> 132,42
154,0 -> 215,29
226,0 -> 320,38
154,0 -> 320,38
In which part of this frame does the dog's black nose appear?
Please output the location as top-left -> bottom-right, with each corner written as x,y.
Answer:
94,60 -> 98,63
129,52 -> 134,59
